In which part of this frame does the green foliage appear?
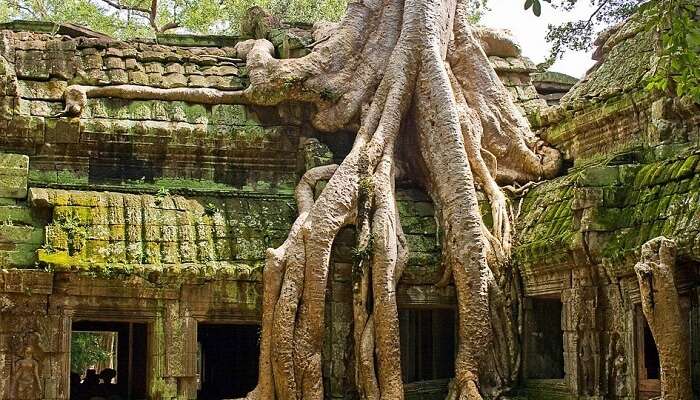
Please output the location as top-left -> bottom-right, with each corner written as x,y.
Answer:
524,0 -> 542,17
70,332 -> 113,374
537,0 -> 643,69
0,0 -> 491,39
644,0 -> 700,102
528,0 -> 699,102
0,0 -> 348,38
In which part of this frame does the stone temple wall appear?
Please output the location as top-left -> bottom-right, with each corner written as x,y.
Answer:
0,22 -> 475,399
0,11 -> 698,400
512,10 -> 700,400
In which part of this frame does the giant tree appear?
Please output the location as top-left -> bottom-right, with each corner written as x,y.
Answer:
233,2 -> 562,396
58,0 -> 561,398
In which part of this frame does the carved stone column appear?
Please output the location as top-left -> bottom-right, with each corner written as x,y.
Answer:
0,271 -> 59,400
562,268 -> 602,398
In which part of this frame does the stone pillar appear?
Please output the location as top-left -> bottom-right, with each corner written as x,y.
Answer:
325,228 -> 355,399
562,268 -> 602,398
147,300 -> 198,400
0,271 -> 60,400
164,301 -> 197,399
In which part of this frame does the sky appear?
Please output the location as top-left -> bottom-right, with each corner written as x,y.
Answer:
482,1 -> 598,78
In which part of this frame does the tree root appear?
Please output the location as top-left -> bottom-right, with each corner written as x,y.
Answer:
57,1 -> 561,398
634,237 -> 692,400
54,84 -> 248,117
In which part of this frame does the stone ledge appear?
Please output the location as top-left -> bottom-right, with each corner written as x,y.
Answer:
0,268 -> 52,294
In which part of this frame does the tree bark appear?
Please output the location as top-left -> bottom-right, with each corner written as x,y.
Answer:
57,1 -> 561,397
634,237 -> 692,400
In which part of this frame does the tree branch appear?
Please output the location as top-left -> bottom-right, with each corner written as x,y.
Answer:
158,21 -> 180,32
149,0 -> 158,30
98,0 -> 151,14
587,0 -> 612,26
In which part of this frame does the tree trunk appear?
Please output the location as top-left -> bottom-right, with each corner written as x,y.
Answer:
634,237 -> 692,400
57,1 -> 562,398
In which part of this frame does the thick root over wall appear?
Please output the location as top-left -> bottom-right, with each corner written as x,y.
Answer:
634,237 -> 692,400
58,1 -> 562,398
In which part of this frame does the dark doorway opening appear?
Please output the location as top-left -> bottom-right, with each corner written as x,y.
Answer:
197,323 -> 260,400
525,297 -> 565,379
636,307 -> 661,397
399,308 -> 456,383
70,320 -> 148,400
642,321 -> 660,379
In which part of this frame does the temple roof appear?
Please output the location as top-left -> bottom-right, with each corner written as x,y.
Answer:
560,13 -> 656,108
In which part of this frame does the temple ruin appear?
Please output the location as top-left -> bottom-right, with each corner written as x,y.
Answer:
0,7 -> 698,400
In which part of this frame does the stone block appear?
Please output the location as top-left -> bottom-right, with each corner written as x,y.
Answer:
0,245 -> 38,266
148,73 -> 164,86
577,165 -> 620,187
144,62 -> 164,74
0,205 -> 34,226
144,242 -> 161,263
17,80 -> 67,101
81,53 -> 103,69
125,224 -> 142,243
162,242 -> 180,263
211,104 -> 246,125
124,58 -> 141,70
161,225 -> 178,242
45,119 -> 80,144
104,57 -> 125,69
16,50 -> 49,79
180,241 -> 196,262
206,75 -> 243,90
0,154 -> 28,199
162,73 -> 188,88
30,101 -> 63,117
48,53 -> 78,80
128,71 -> 149,85
0,225 -> 41,244
0,97 -> 14,119
164,63 -> 185,74
0,153 -> 29,172
144,225 -> 161,242
187,75 -> 208,87
86,225 -> 110,241
107,68 -> 129,84
184,64 -> 200,75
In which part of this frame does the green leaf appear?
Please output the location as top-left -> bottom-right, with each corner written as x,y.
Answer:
524,0 -> 534,10
532,0 -> 542,17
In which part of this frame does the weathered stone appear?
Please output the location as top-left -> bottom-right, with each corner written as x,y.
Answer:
148,72 -> 164,86
144,62 -> 164,74
107,68 -> 129,84
128,70 -> 149,85
124,58 -> 141,71
0,173 -> 28,199
187,75 -> 208,87
161,73 -> 188,88
16,50 -> 49,79
45,118 -> 81,143
17,80 -> 67,100
81,52 -> 103,69
164,63 -> 185,74
104,56 -> 125,69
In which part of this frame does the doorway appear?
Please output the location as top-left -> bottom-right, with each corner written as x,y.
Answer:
197,323 -> 260,399
70,320 -> 148,400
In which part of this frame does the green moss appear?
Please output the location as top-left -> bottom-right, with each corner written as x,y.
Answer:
210,104 -> 247,125
183,103 -> 208,124
28,170 -> 88,185
673,154 -> 699,180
